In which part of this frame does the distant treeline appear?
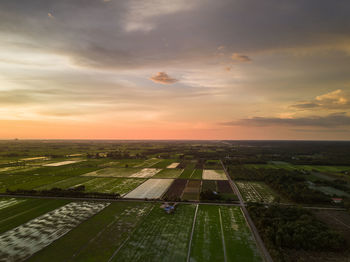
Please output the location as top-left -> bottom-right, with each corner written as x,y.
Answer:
248,203 -> 347,261
228,166 -> 332,204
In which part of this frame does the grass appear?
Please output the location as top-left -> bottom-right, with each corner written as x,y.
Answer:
245,163 -> 350,173
236,181 -> 285,203
28,202 -> 153,262
0,174 -> 70,192
182,180 -> 201,201
190,205 -> 225,261
152,168 -> 183,178
191,169 -> 203,179
150,159 -> 176,168
220,206 -> 262,261
179,168 -> 194,179
190,205 -> 262,262
82,167 -> 142,177
36,176 -> 146,195
0,198 -> 70,234
113,204 -> 196,262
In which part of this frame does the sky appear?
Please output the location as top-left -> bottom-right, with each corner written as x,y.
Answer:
0,0 -> 350,140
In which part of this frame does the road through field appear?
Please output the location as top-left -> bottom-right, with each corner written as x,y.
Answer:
220,160 -> 273,262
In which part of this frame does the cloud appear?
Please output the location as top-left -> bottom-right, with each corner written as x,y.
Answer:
231,53 -> 251,62
123,0 -> 197,32
149,72 -> 178,84
291,89 -> 350,110
222,113 -> 350,128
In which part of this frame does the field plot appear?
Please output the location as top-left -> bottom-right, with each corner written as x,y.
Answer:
167,162 -> 179,168
150,159 -> 176,168
0,198 -> 70,234
189,205 -> 262,262
113,204 -> 196,262
204,160 -> 222,169
163,179 -> 187,200
236,181 -> 281,203
82,167 -> 141,178
189,205 -> 224,261
0,174 -> 69,193
29,202 -> 153,262
0,198 -> 25,211
36,176 -> 145,195
130,168 -> 161,178
182,180 -> 201,201
35,176 -> 95,190
82,178 -> 146,195
191,169 -> 203,179
179,168 -> 195,179
0,201 -> 109,262
220,206 -> 262,261
124,179 -> 173,199
134,158 -> 161,168
203,169 -> 227,180
43,160 -> 83,167
152,168 -> 183,178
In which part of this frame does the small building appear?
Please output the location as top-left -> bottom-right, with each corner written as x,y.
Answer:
331,198 -> 343,204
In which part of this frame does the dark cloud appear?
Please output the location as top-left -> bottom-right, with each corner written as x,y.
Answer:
150,72 -> 178,84
222,113 -> 350,128
0,0 -> 350,70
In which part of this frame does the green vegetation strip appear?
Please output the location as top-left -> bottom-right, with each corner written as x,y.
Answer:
0,198 -> 70,234
113,204 -> 196,262
190,205 -> 262,262
152,168 -> 183,178
28,202 -> 153,262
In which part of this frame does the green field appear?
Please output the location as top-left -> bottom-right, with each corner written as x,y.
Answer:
190,205 -> 261,262
150,159 -> 176,168
28,202 -> 153,262
245,163 -> 350,174
82,167 -> 142,177
0,174 -> 69,192
152,168 -> 183,178
0,198 -> 70,234
37,176 -> 146,195
113,204 -> 196,262
236,181 -> 284,203
191,169 -> 203,179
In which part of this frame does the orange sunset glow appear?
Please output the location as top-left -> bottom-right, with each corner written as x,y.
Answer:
1,0 -> 350,140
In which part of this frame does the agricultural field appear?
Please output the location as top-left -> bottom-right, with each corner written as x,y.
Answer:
0,201 -> 109,262
189,205 -> 262,262
134,158 -> 161,168
152,168 -> 183,178
113,204 -> 196,262
182,180 -> 201,201
29,202 -> 153,262
82,167 -> 141,178
43,160 -> 83,167
0,174 -> 70,193
245,162 -> 350,174
37,177 -> 146,196
163,179 -> 187,200
167,162 -> 180,168
150,159 -> 177,168
204,160 -> 222,169
236,181 -> 283,203
202,169 -> 227,180
124,179 -> 174,199
0,197 -> 26,210
0,198 -> 71,234
130,168 -> 161,178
